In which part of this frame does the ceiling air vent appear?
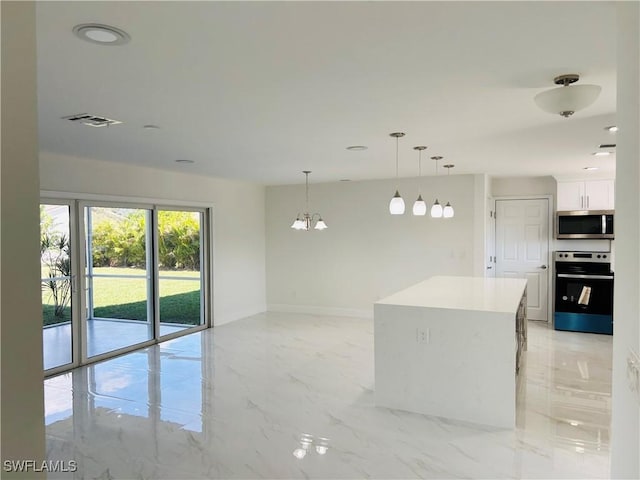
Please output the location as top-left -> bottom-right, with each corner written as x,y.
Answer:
599,144 -> 616,149
62,113 -> 123,128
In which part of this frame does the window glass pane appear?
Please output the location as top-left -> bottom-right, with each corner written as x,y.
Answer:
41,203 -> 73,370
158,210 -> 204,331
86,207 -> 152,357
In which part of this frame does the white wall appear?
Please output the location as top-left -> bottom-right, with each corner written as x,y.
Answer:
40,152 -> 266,326
266,174 -> 477,317
611,2 -> 640,477
473,174 -> 490,276
1,2 -> 46,476
491,175 -> 556,198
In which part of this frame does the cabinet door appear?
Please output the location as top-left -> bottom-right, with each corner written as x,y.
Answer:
557,181 -> 585,210
585,180 -> 615,210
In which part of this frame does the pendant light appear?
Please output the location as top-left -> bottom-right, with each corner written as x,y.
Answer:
290,171 -> 327,231
430,156 -> 443,218
412,146 -> 427,216
389,132 -> 406,215
442,164 -> 455,218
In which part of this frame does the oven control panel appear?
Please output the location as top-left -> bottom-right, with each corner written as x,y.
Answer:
555,251 -> 611,263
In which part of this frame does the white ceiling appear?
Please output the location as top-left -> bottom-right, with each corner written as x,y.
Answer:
36,1 -> 617,186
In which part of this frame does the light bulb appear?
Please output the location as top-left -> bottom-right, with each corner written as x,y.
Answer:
315,445 -> 328,455
293,448 -> 307,459
412,195 -> 427,216
430,199 -> 443,218
443,202 -> 454,218
389,190 -> 405,215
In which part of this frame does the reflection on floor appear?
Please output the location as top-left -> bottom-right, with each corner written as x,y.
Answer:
44,313 -> 612,478
43,319 -> 189,370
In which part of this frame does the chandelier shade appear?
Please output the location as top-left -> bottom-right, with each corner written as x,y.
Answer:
534,74 -> 601,118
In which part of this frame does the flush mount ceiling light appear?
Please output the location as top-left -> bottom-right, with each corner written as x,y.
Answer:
412,146 -> 428,216
583,167 -> 599,171
73,23 -> 131,46
389,132 -> 406,215
605,125 -> 618,132
593,151 -> 611,157
291,171 -> 327,231
534,74 -> 601,118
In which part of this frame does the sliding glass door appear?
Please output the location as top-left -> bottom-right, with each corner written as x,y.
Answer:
85,206 -> 154,358
41,202 -> 76,371
157,209 -> 205,334
42,198 -> 210,374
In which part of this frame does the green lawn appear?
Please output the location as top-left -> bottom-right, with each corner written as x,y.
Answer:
42,267 -> 201,326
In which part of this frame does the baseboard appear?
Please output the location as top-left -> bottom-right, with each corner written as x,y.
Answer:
214,304 -> 267,326
267,304 -> 373,319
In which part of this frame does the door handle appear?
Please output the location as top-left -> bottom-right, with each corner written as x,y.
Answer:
539,265 -> 547,270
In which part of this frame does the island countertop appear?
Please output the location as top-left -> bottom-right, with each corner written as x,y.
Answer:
375,275 -> 527,314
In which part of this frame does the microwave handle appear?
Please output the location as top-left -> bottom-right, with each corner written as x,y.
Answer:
602,215 -> 606,234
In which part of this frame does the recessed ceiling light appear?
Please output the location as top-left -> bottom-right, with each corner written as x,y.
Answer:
593,151 -> 611,156
143,124 -> 160,130
605,125 -> 618,132
175,159 -> 194,164
73,23 -> 130,46
583,167 -> 599,171
346,146 -> 368,151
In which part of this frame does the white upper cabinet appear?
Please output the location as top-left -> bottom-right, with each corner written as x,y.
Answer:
556,180 -> 615,211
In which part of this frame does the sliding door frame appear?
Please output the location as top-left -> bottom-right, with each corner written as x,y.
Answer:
42,191 -> 214,376
41,198 -> 81,376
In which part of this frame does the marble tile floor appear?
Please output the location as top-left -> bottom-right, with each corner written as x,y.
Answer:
43,319 -> 190,370
44,312 -> 612,479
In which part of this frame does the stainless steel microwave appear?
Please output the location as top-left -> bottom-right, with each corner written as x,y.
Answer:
556,210 -> 614,239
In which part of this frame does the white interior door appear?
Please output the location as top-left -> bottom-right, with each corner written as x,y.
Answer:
495,199 -> 550,321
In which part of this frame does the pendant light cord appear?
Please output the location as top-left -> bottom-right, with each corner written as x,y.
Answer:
305,171 -> 309,212
395,136 -> 399,183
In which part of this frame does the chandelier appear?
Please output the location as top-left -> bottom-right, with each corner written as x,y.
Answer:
291,171 -> 328,231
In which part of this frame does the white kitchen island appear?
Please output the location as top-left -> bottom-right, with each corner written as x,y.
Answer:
374,275 -> 527,428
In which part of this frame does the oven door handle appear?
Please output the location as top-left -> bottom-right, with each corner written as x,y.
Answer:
557,273 -> 614,280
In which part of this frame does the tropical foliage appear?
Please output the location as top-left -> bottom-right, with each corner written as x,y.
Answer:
91,211 -> 200,269
40,207 -> 72,321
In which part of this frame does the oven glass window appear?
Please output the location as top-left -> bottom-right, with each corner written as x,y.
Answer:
555,278 -> 613,315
